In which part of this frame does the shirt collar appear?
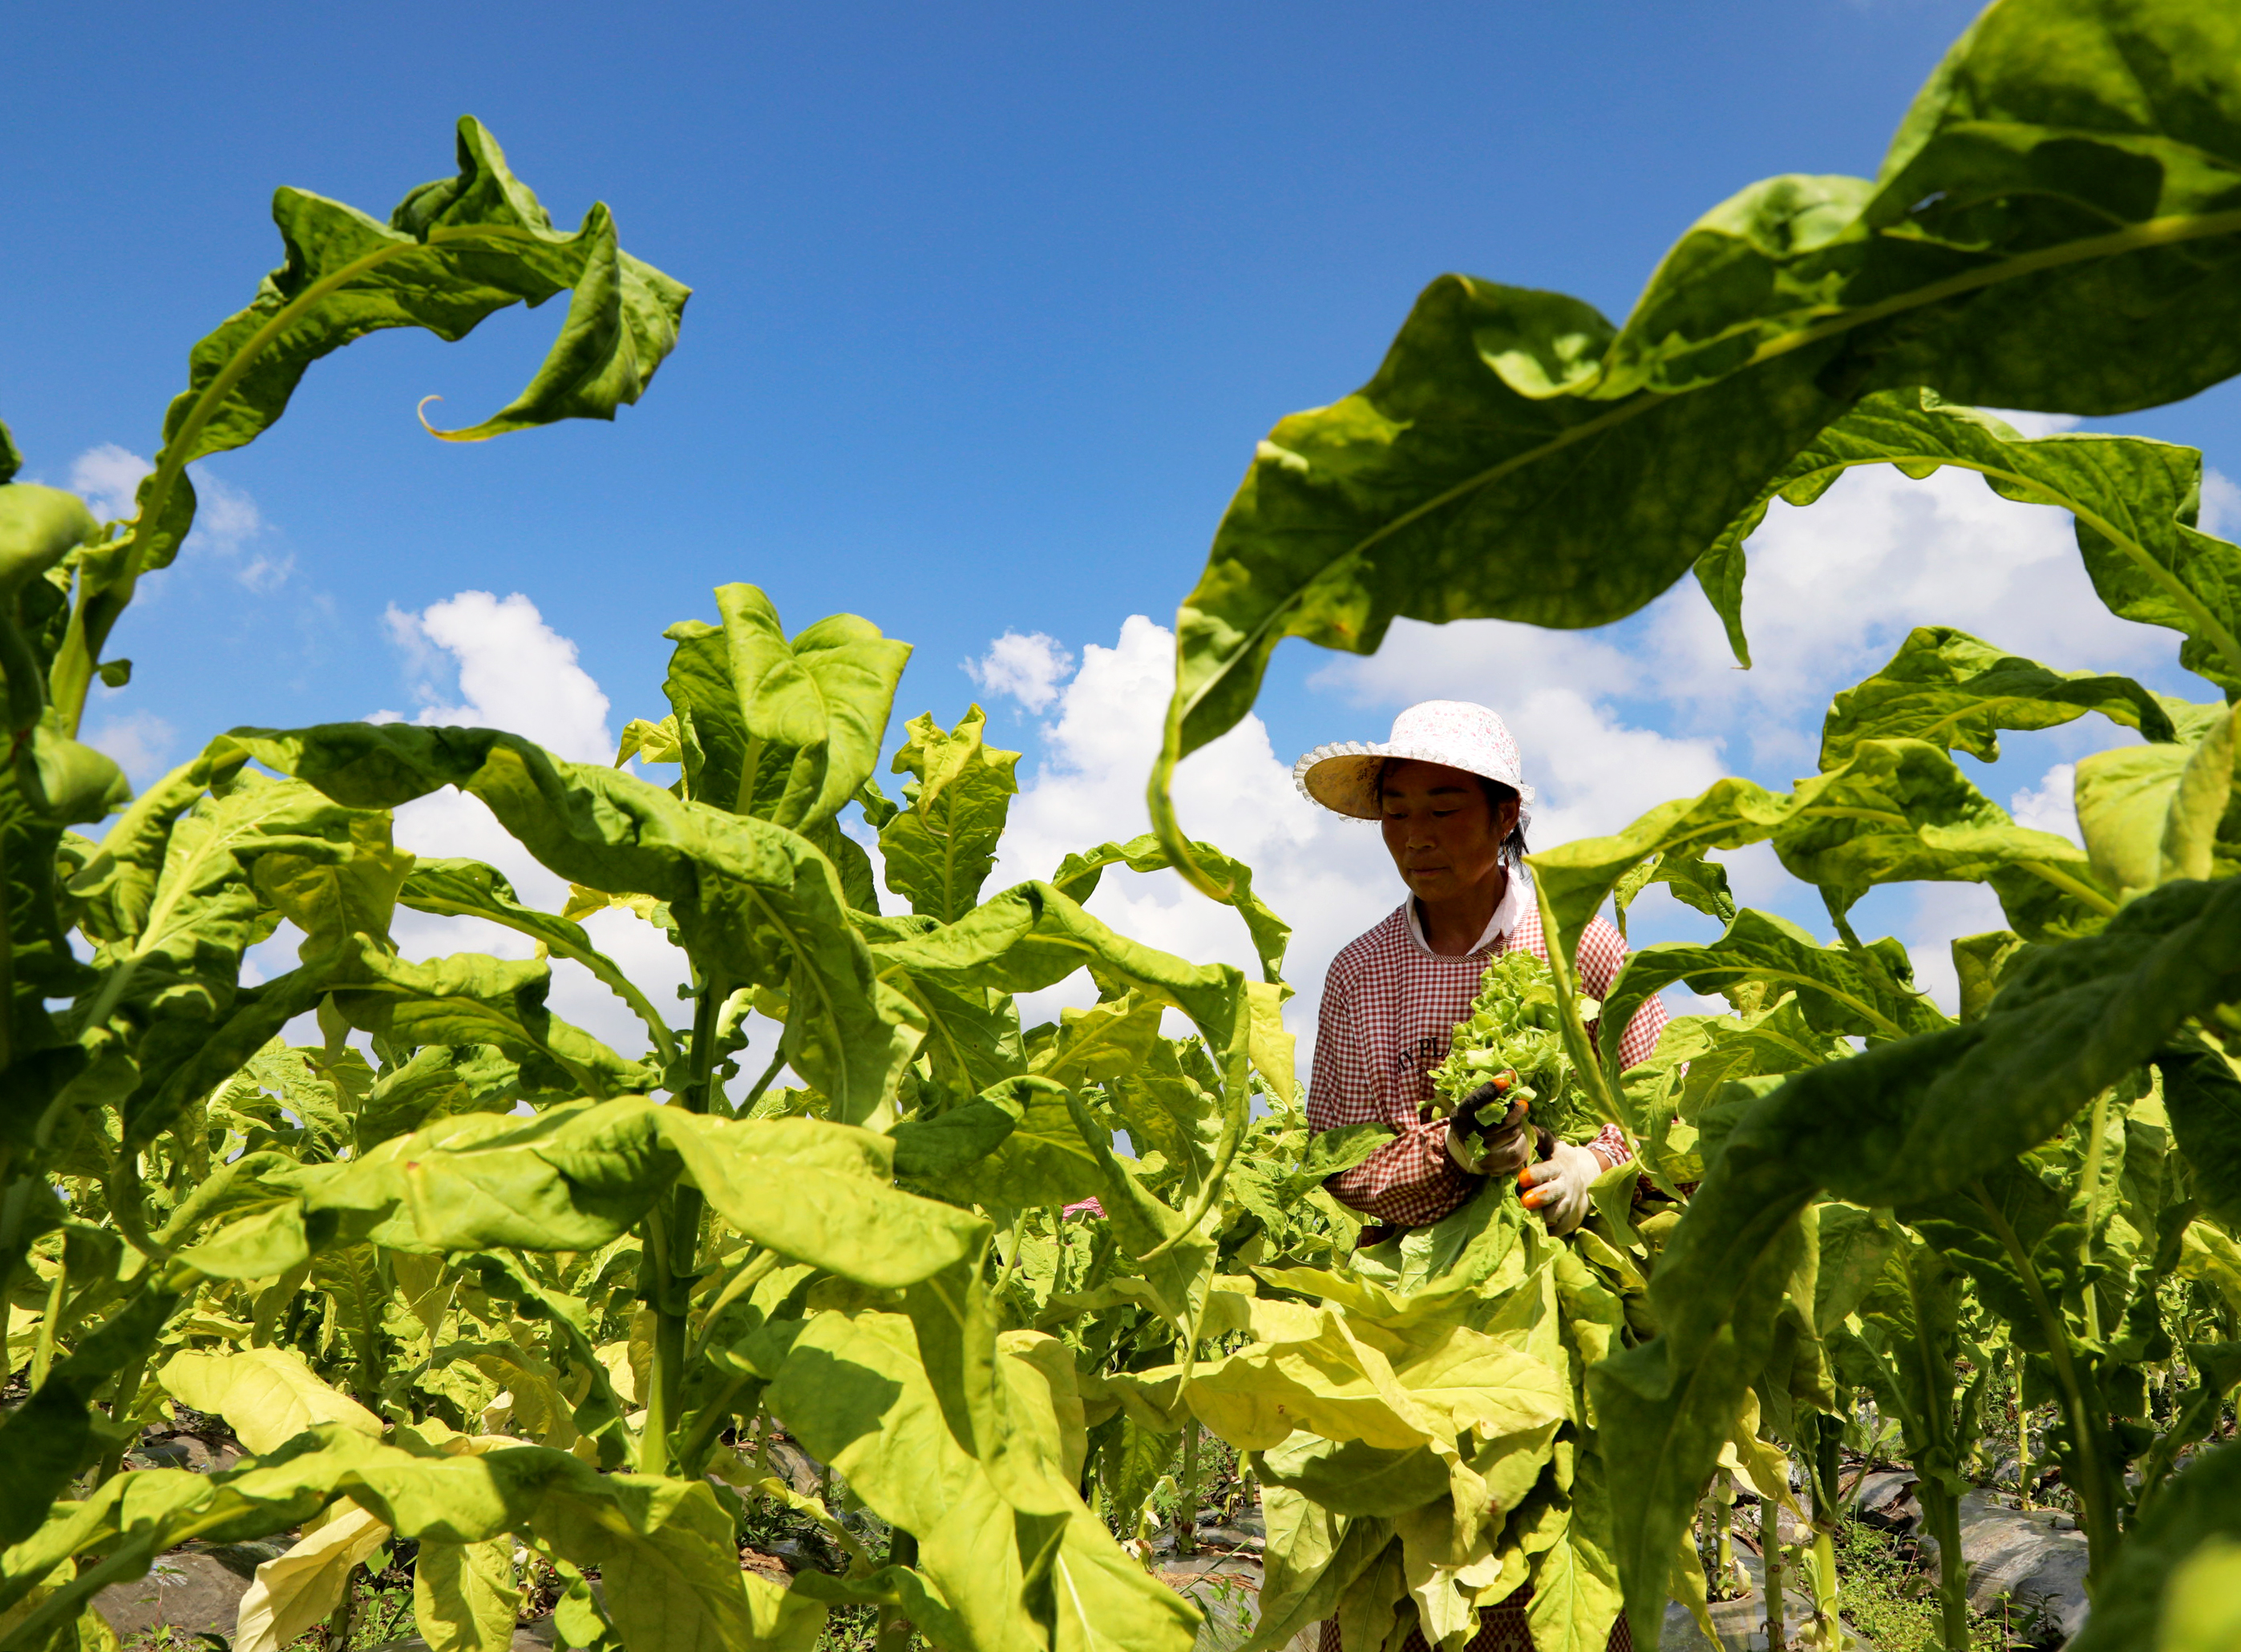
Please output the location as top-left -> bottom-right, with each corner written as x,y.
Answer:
1402,865 -> 1531,959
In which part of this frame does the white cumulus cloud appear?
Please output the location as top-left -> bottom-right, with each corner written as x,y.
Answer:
980,615 -> 1715,1060
83,709 -> 177,786
2202,467 -> 2241,539
965,631 -> 1076,713
1645,463 -> 2184,772
2009,762 -> 2081,846
375,591 -> 615,765
987,616 -> 1388,1047
70,444 -> 152,524
334,591 -> 683,1062
65,443 -> 288,589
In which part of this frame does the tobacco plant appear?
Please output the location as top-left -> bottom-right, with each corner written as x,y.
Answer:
16,5 -> 2241,1652
0,121 -> 1301,1652
1148,2 -> 2241,1646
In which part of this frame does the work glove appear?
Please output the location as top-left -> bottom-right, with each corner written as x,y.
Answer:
1445,1080 -> 1536,1179
1519,1140 -> 1601,1236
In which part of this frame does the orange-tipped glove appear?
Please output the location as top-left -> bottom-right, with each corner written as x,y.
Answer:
1519,1140 -> 1602,1235
1445,1081 -> 1536,1179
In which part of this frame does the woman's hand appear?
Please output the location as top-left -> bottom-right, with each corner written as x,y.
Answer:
1444,1083 -> 1535,1178
1519,1141 -> 1603,1235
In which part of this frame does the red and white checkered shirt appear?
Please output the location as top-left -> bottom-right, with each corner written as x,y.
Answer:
1309,890 -> 1666,1228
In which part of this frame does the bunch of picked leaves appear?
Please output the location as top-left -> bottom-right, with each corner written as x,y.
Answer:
1429,949 -> 1600,1149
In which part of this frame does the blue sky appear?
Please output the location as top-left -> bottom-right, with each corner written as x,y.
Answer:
6,0 -> 2235,1056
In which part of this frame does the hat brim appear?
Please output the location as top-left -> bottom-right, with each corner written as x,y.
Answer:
1292,745 -> 1386,820
1292,741 -> 1536,828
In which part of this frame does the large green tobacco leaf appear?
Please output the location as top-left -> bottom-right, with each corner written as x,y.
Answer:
328,943 -> 655,1101
1531,738 -> 2104,958
0,487 -> 122,825
398,859 -> 674,1060
412,1537 -> 521,1652
662,584 -> 911,834
2,1430 -> 795,1652
2075,707 -> 2240,900
888,1078 -> 1028,1179
263,1098 -> 985,1289
217,724 -> 912,1125
880,706 -> 1020,923
771,1303 -> 1198,1652
1030,992 -> 1165,1091
1592,876 -> 2241,1643
945,1079 -> 1106,1211
870,882 -> 1256,1243
1820,624 -> 2175,770
0,1288 -> 176,1545
53,770 -> 403,1147
1693,391 -> 2241,685
890,975 -> 1025,1097
74,769 -> 378,1028
1244,1498 -> 1394,1652
55,119 -> 688,731
1256,1436 -> 1450,1518
1597,908 -> 1948,1067
1053,831 -> 1292,985
1151,0 -> 2241,885
2069,1440 -> 2241,1652
2161,1046 -> 2241,1232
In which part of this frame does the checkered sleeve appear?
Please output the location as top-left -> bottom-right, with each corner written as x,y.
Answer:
1309,952 -> 1481,1228
1326,1120 -> 1481,1226
1305,957 -> 1373,1134
1589,1121 -> 1634,1167
1572,916 -> 1663,1169
1574,915 -> 1669,1072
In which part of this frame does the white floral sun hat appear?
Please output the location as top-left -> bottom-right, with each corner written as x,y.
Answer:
1292,700 -> 1535,829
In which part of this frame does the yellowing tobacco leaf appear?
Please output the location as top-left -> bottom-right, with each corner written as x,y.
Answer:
159,1346 -> 382,1455
413,1538 -> 521,1652
233,1501 -> 391,1652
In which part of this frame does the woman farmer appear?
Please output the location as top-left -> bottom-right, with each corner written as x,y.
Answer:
1296,700 -> 1666,1652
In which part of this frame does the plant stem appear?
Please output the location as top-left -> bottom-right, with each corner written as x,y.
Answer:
92,1347 -> 149,1487
323,1562 -> 362,1652
2077,1089 -> 2112,1344
990,1208 -> 1029,1311
1177,1423 -> 1200,1557
1713,1472 -> 1739,1593
1809,1413 -> 1847,1650
1970,1181 -> 2120,1582
737,1041 -> 788,1116
876,1529 -> 919,1652
29,1260 -> 66,1390
2015,1360 -> 2033,1511
1922,1477 -> 1970,1652
643,971 -> 725,1475
1760,1489 -> 1785,1652
1528,873 -> 1629,1142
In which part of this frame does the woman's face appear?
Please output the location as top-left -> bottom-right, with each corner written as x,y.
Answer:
1379,759 -> 1515,903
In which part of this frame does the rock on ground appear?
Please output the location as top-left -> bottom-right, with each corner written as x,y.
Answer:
1847,1468 -> 2086,1646
1159,1554 -> 1317,1652
1656,1551 -> 1864,1652
94,1553 -> 253,1639
1924,1491 -> 2088,1647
